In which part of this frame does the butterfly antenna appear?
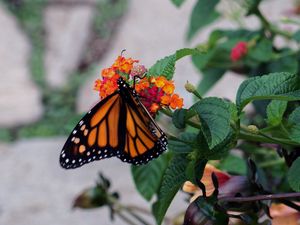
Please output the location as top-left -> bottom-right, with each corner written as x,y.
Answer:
121,49 -> 126,56
133,74 -> 146,88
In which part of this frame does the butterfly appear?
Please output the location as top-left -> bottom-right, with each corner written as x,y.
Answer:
60,77 -> 168,169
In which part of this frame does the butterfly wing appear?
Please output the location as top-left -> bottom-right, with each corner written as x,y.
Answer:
60,92 -> 126,169
116,78 -> 168,165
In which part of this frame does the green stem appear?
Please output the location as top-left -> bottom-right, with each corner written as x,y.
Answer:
255,7 -> 292,39
258,158 -> 285,168
238,130 -> 299,146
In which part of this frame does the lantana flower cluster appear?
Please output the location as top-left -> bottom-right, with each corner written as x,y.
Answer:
94,55 -> 183,115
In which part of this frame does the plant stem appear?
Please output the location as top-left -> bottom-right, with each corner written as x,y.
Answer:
127,205 -> 153,216
219,192 -> 300,203
258,158 -> 284,168
239,124 -> 300,146
239,130 -> 299,146
124,207 -> 152,225
115,211 -> 140,225
255,7 -> 292,39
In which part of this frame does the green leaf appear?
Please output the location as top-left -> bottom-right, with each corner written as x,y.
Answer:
176,48 -> 201,60
148,54 -> 176,79
197,128 -> 237,160
219,154 -> 247,175
149,48 -> 200,79
187,0 -> 220,41
186,158 -> 207,181
168,132 -> 197,154
236,72 -> 300,112
131,153 -> 171,201
287,107 -> 300,143
193,97 -> 231,149
268,53 -> 298,74
248,39 -> 273,62
196,68 -> 226,95
172,109 -> 187,129
170,0 -> 185,7
266,100 -> 287,126
292,30 -> 300,42
152,155 -> 188,225
288,158 -> 300,191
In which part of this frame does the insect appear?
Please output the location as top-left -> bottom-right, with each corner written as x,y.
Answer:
60,77 -> 168,169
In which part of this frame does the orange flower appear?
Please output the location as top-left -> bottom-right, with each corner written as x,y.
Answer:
94,79 -> 102,92
183,164 -> 231,202
112,56 -> 138,74
101,67 -> 117,78
150,103 -> 160,113
151,76 -> 168,88
99,78 -> 118,99
135,77 -> 150,93
162,81 -> 175,95
160,95 -> 171,105
169,94 -> 183,109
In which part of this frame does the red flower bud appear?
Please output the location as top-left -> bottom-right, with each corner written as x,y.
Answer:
230,42 -> 248,62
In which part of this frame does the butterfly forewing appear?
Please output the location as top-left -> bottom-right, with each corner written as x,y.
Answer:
60,77 -> 167,169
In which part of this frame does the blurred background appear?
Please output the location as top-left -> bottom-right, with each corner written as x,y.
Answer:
0,0 -> 297,224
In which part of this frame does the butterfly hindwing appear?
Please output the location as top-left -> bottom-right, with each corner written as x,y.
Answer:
60,77 -> 167,169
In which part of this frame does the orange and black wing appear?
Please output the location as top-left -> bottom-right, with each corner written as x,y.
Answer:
60,91 -> 126,169
116,78 -> 167,164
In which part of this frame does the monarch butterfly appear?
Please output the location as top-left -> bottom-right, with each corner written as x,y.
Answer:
60,77 -> 168,169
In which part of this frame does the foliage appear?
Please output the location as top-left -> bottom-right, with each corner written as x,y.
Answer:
73,1 -> 300,224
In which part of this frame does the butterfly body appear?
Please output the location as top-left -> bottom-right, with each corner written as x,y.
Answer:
60,77 -> 167,169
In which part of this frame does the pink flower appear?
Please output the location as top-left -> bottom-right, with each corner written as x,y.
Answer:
230,42 -> 248,62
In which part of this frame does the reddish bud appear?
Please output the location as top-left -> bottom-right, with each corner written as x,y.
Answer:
230,42 -> 248,62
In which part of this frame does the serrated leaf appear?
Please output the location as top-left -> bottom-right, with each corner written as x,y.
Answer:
170,0 -> 185,7
236,72 -> 300,112
131,153 -> 170,201
192,97 -> 231,149
288,158 -> 300,191
148,54 -> 176,79
176,48 -> 200,60
168,132 -> 197,154
149,48 -> 199,79
197,128 -> 237,160
187,0 -> 220,41
287,107 -> 300,143
152,155 -> 188,225
266,100 -> 287,126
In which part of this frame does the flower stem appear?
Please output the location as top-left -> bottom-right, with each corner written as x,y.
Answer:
124,207 -> 152,225
115,211 -> 140,225
258,158 -> 285,168
219,192 -> 300,203
255,7 -> 292,39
